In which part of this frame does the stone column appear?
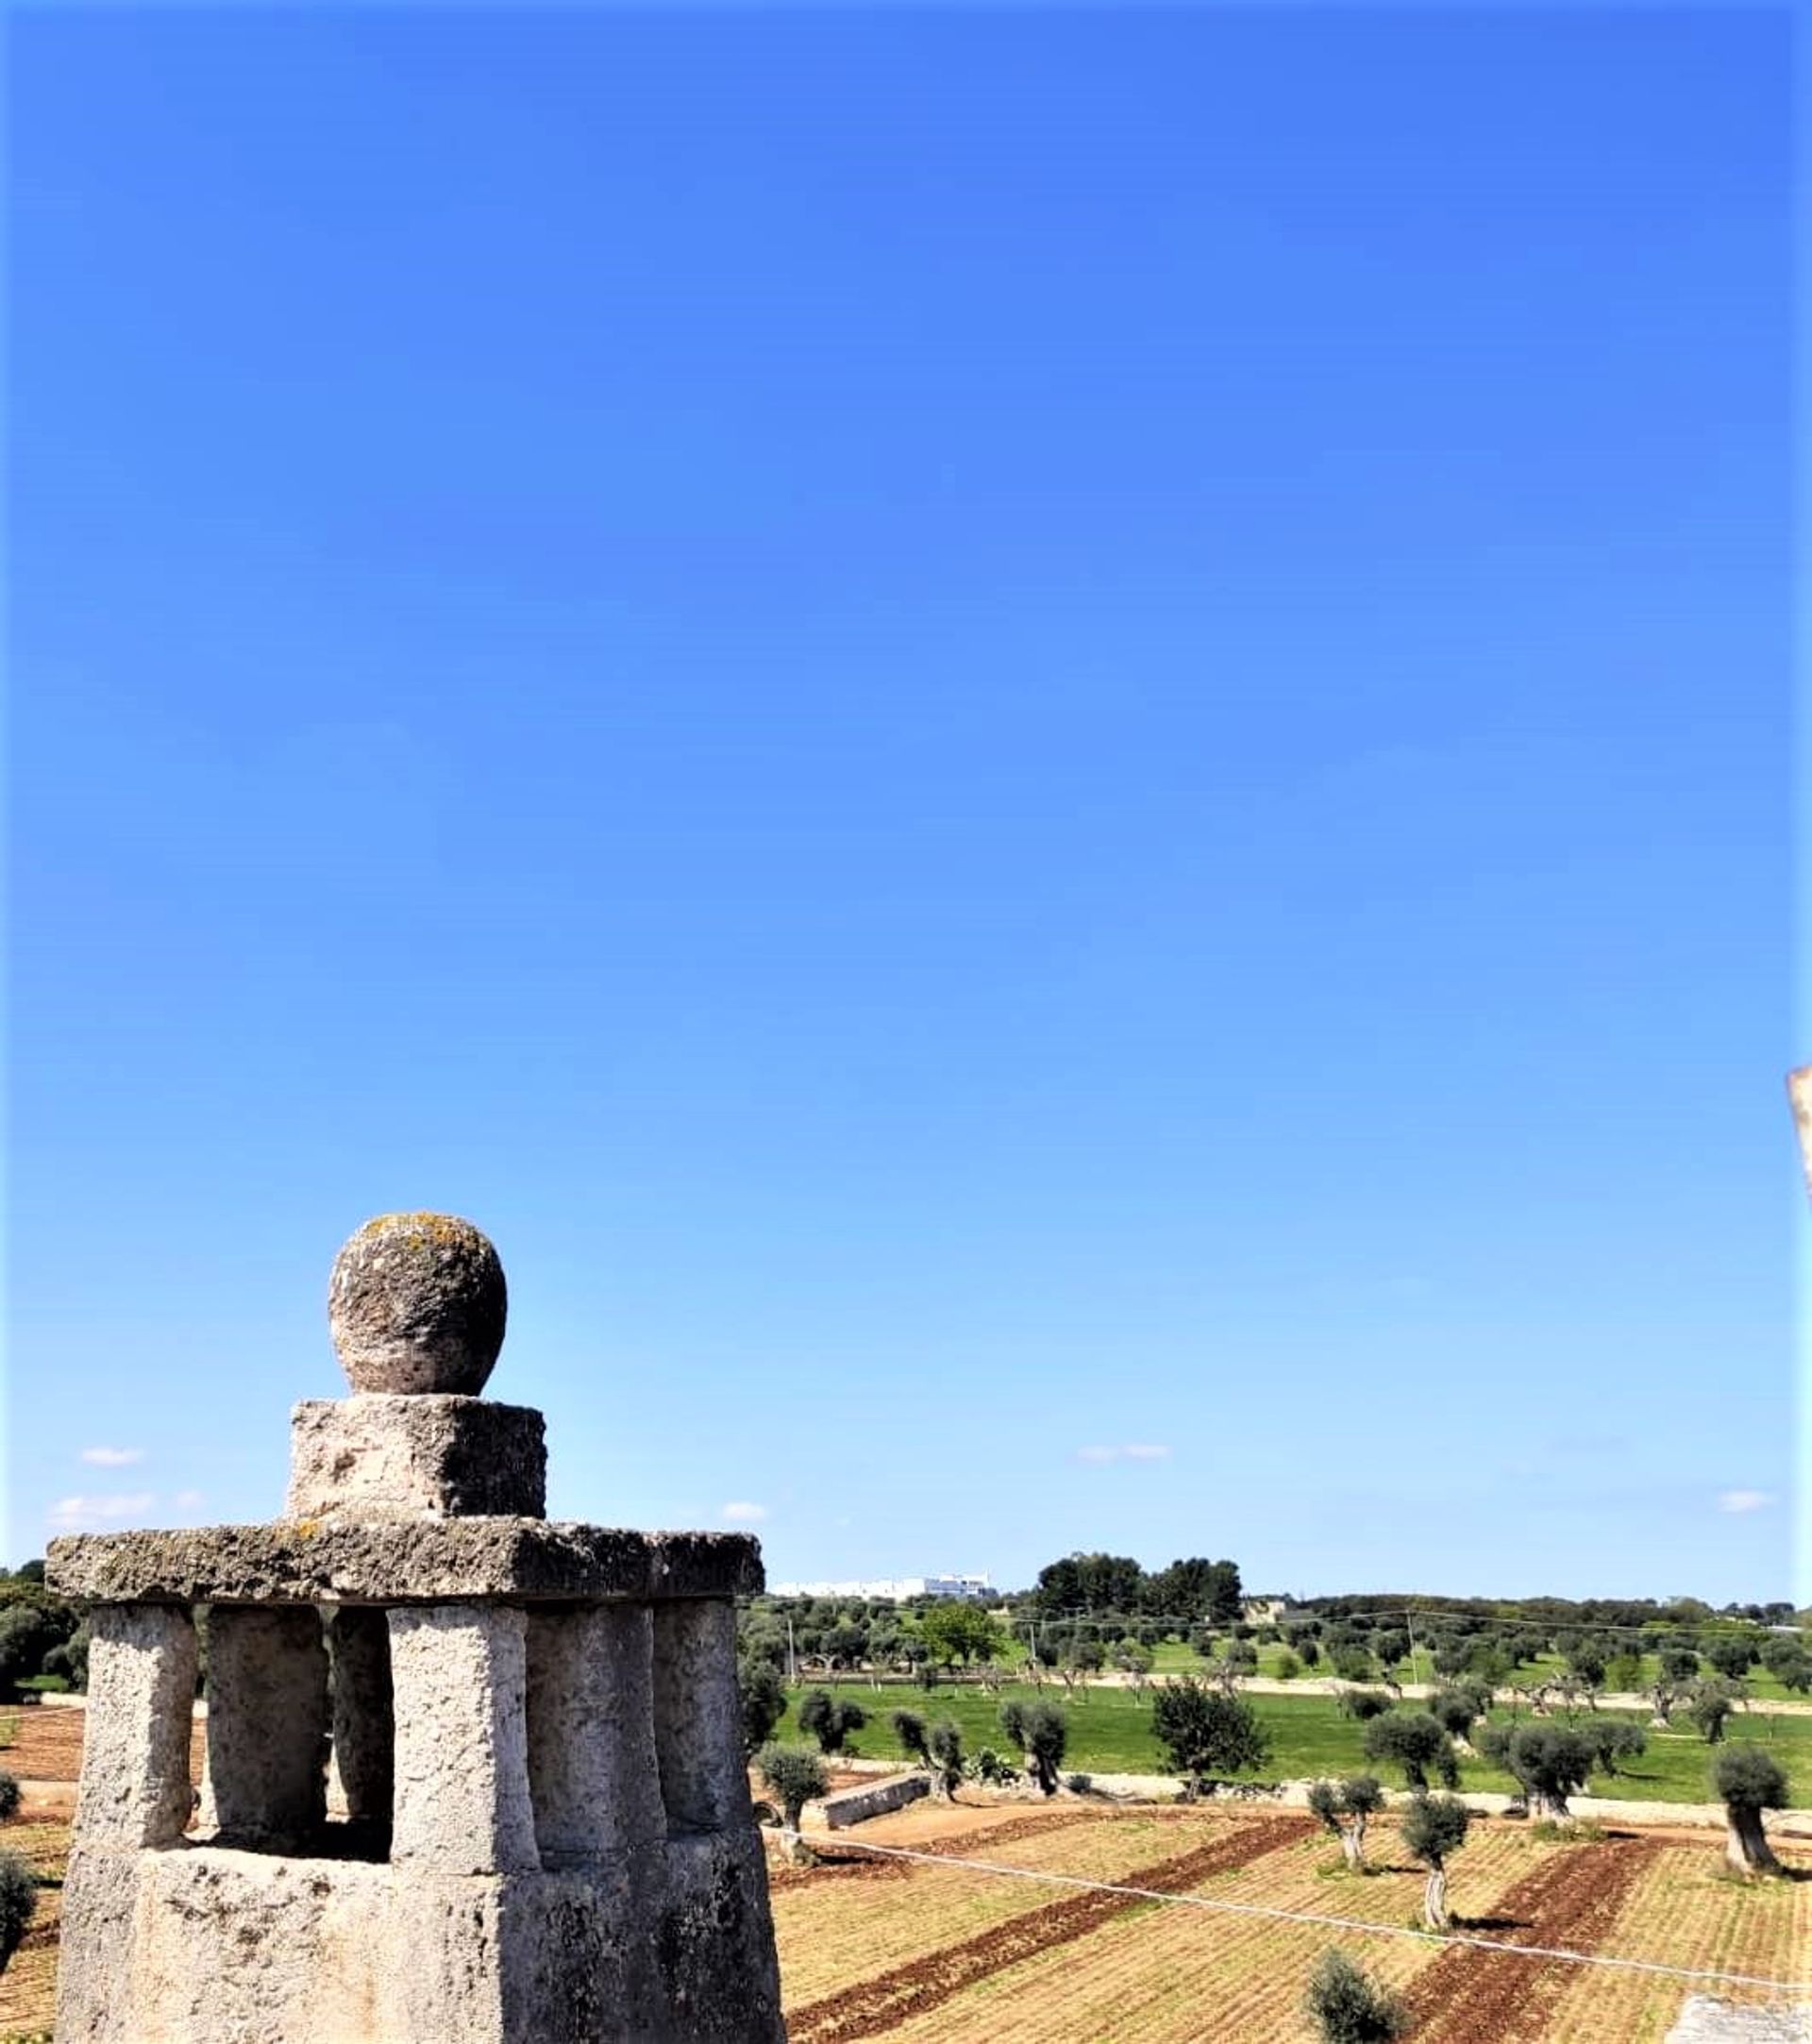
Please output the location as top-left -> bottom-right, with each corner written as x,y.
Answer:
203,1605 -> 329,1848
73,1603 -> 197,1848
326,1604 -> 394,1830
388,1602 -> 537,1874
525,1603 -> 664,1868
649,1598 -> 748,1835
650,1598 -> 785,2042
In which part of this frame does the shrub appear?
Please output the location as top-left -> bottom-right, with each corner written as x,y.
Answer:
1303,1948 -> 1409,2043
0,1848 -> 36,1971
0,1774 -> 19,1821
1065,1772 -> 1093,1796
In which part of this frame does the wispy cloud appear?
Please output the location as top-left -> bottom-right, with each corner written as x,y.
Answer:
1076,1444 -> 1172,1466
79,1446 -> 144,1467
173,1490 -> 206,1512
47,1492 -> 157,1531
721,1500 -> 769,1524
1718,1489 -> 1775,1516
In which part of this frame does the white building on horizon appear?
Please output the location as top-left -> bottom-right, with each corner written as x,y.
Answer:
766,1572 -> 994,1603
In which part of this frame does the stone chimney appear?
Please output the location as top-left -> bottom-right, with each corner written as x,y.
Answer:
48,1214 -> 785,2042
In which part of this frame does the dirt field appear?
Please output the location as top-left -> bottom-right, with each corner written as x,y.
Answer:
3,1710 -> 1808,2042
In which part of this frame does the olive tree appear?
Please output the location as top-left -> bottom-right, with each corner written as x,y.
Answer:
754,1743 -> 827,1861
1306,1775 -> 1385,1872
1150,1678 -> 1268,1795
739,1658 -> 787,1756
0,1849 -> 36,1973
1401,1792 -> 1471,1931
1711,1745 -> 1788,1877
999,1700 -> 1068,1796
1478,1721 -> 1596,1823
1688,1680 -> 1736,1745
1584,1718 -> 1646,1780
1362,1711 -> 1459,1791
1302,1949 -> 1408,2043
1651,1647 -> 1700,1727
797,1687 -> 866,1755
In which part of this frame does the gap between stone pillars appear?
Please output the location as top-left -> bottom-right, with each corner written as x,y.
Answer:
75,1604 -> 197,1848
525,1603 -> 665,1869
387,1602 -> 538,1874
649,1599 -> 749,1835
326,1605 -> 394,1832
202,1605 -> 330,1849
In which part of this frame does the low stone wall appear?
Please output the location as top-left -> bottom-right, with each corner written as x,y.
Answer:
815,1772 -> 930,1830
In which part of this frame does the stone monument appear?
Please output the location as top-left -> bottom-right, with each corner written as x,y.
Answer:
47,1213 -> 786,2042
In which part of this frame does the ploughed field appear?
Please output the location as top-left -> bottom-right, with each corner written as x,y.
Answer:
4,1710 -> 1810,2042
770,1801 -> 1812,2044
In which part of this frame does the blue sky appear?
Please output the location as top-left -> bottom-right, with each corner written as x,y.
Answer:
7,8 -> 1801,1603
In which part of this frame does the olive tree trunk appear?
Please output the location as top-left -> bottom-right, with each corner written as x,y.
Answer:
1338,1818 -> 1367,1871
1421,1866 -> 1449,1931
1724,1808 -> 1783,1877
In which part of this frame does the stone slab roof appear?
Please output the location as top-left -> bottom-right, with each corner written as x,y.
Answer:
46,1521 -> 763,1606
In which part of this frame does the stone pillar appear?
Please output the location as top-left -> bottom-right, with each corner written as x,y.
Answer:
73,1603 -> 197,1847
388,1602 -> 537,1874
650,1598 -> 748,1835
525,1604 -> 664,1868
650,1598 -> 786,2042
203,1605 -> 329,1848
326,1605 -> 394,1830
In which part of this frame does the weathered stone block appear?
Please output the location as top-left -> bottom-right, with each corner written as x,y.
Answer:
72,1604 -> 196,1848
526,1604 -> 665,1869
48,1521 -> 763,1606
657,1829 -> 787,2042
390,1603 -> 538,1875
651,1599 -> 747,1835
286,1394 -> 545,1521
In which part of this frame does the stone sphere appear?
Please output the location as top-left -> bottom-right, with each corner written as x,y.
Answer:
327,1213 -> 508,1395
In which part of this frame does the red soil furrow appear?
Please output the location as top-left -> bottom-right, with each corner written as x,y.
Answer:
786,1814 -> 1310,2044
1405,1833 -> 1663,2044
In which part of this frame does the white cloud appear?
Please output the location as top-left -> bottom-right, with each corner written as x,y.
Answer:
173,1490 -> 206,1512
46,1492 -> 157,1531
79,1446 -> 144,1467
721,1500 -> 769,1524
1718,1489 -> 1775,1516
1076,1444 -> 1172,1465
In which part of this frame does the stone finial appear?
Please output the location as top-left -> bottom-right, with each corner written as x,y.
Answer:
328,1213 -> 507,1396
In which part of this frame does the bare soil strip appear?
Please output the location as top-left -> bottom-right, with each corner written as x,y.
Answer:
1404,1833 -> 1664,2044
786,1814 -> 1309,2044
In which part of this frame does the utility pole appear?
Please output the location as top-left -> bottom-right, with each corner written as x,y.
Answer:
787,1615 -> 797,1686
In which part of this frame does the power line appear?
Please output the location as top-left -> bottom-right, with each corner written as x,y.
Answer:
822,1836 -> 1812,1998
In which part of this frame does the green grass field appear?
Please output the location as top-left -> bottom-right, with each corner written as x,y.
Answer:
773,1679 -> 1812,1806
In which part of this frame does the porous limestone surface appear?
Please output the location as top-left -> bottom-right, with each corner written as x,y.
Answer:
55,1844 -> 785,2042
526,1604 -> 665,1870
651,1600 -> 749,1835
328,1212 -> 508,1396
388,1603 -> 538,1875
73,1605 -> 196,1848
46,1521 -> 762,1605
286,1395 -> 546,1521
